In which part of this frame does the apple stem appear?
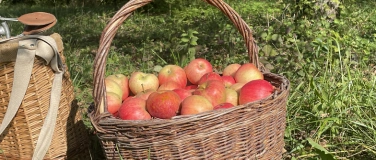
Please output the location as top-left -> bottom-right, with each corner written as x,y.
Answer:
141,83 -> 145,92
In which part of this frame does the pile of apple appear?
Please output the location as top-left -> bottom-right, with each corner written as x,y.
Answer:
104,58 -> 274,120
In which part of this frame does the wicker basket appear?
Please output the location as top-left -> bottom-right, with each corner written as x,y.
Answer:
0,33 -> 90,159
90,0 -> 290,159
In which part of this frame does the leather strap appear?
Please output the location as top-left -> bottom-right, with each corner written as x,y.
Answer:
0,35 -> 64,160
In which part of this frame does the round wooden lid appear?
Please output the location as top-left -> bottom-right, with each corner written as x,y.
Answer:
18,12 -> 56,26
23,20 -> 57,35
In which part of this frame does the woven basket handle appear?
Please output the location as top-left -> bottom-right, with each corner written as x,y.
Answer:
92,0 -> 261,117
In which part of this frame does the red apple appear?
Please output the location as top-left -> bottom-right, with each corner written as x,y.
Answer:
105,74 -> 130,101
214,102 -> 234,110
158,65 -> 187,88
239,79 -> 274,105
105,79 -> 123,98
223,63 -> 241,77
181,95 -> 213,115
184,58 -> 213,84
158,81 -> 181,91
123,96 -> 134,102
193,80 -> 226,106
118,97 -> 151,120
172,88 -> 192,102
135,89 -> 156,101
230,82 -> 246,93
146,90 -> 181,119
225,88 -> 239,106
221,75 -> 236,88
234,63 -> 263,83
129,71 -> 159,95
197,72 -> 223,85
185,84 -> 198,91
106,92 -> 122,116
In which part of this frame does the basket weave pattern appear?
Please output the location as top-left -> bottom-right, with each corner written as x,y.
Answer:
0,34 -> 90,159
90,0 -> 290,159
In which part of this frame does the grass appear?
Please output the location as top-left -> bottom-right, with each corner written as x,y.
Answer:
1,0 -> 375,159
285,41 -> 376,158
